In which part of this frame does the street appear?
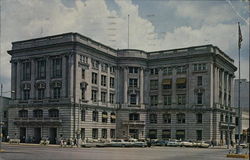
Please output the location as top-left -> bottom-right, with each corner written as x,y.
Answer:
0,143 -> 248,160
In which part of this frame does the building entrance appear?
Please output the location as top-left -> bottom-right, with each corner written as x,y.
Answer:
49,128 -> 57,144
34,128 -> 41,143
20,127 -> 26,143
129,129 -> 139,139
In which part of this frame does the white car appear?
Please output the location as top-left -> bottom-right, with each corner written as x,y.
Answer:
180,141 -> 193,147
167,139 -> 181,147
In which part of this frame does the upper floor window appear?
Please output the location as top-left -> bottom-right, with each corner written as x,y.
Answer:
163,95 -> 172,105
150,80 -> 158,89
162,79 -> 172,89
129,78 -> 138,87
91,90 -> 97,102
163,67 -> 172,75
53,88 -> 61,99
176,66 -> 186,74
197,93 -> 203,104
81,69 -> 85,79
101,92 -> 107,103
163,113 -> 171,123
23,90 -> 30,100
37,88 -> 45,100
109,93 -> 114,104
177,94 -> 186,105
150,95 -> 158,106
110,66 -> 115,74
110,112 -> 116,123
81,110 -> 85,121
52,58 -> 62,78
129,67 -> 138,74
91,60 -> 99,69
177,113 -> 185,123
150,68 -> 158,75
130,94 -> 137,105
79,55 -> 88,64
92,111 -> 98,122
196,113 -> 202,123
22,61 -> 31,81
129,113 -> 140,121
37,60 -> 46,79
101,75 -> 107,86
19,109 -> 28,118
176,78 -> 186,89
48,109 -> 59,118
193,63 -> 207,71
149,114 -> 157,123
33,109 -> 43,118
110,77 -> 115,88
220,114 -> 224,122
197,76 -> 202,86
3,111 -> 7,118
92,72 -> 98,84
101,63 -> 108,72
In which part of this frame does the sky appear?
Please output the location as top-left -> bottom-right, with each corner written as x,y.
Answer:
0,0 -> 249,95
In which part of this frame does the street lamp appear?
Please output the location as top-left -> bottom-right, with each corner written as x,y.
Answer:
0,83 -> 15,151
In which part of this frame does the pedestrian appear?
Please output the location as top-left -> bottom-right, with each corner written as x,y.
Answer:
210,140 -> 214,147
74,138 -> 77,146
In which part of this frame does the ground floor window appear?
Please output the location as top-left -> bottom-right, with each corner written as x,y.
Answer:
92,128 -> 98,139
162,130 -> 171,139
81,128 -> 85,140
196,130 -> 202,141
110,129 -> 116,139
102,129 -> 107,139
176,130 -> 185,140
148,129 -> 157,139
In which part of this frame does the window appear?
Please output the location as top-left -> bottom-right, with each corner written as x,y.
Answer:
37,89 -> 45,100
150,80 -> 158,90
92,72 -> 98,84
128,67 -> 138,74
176,66 -> 186,74
81,88 -> 85,100
102,112 -> 108,123
48,109 -> 59,118
101,75 -> 106,86
33,109 -> 43,118
92,111 -> 98,122
162,79 -> 171,89
150,95 -> 158,106
110,77 -> 115,88
101,129 -> 107,139
220,114 -> 224,122
81,69 -> 85,79
163,67 -> 172,75
225,115 -> 228,123
81,110 -> 85,121
193,64 -> 207,71
110,112 -> 116,123
79,55 -> 88,64
23,90 -> 30,100
177,94 -> 186,105
22,61 -> 31,80
176,130 -> 185,140
196,113 -> 202,124
148,129 -> 157,139
52,58 -> 62,78
162,130 -> 171,139
101,92 -> 106,103
37,60 -> 46,79
129,113 -> 140,121
130,94 -> 137,105
91,60 -> 99,69
110,129 -> 116,138
3,111 -> 7,118
92,128 -> 98,139
150,68 -> 158,75
177,113 -> 185,123
235,117 -> 239,126
163,113 -> 171,123
197,93 -> 203,104
53,88 -> 61,99
129,79 -> 138,87
81,128 -> 85,140
197,76 -> 202,86
101,63 -> 108,72
163,95 -> 172,105
230,116 -> 232,123
109,93 -> 114,104
176,78 -> 186,89
91,90 -> 97,102
149,114 -> 157,123
19,110 -> 28,118
196,130 -> 202,141
110,66 -> 115,74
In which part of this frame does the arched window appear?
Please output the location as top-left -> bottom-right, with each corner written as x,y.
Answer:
33,109 -> 43,118
48,109 -> 59,118
129,113 -> 140,121
19,110 -> 28,118
92,111 -> 98,122
149,114 -> 157,123
102,112 -> 108,123
110,112 -> 116,123
196,113 -> 202,124
177,113 -> 185,123
163,113 -> 171,123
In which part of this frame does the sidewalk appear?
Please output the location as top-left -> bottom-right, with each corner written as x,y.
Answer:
2,142 -> 60,147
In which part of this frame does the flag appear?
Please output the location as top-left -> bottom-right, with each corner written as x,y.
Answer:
238,22 -> 243,49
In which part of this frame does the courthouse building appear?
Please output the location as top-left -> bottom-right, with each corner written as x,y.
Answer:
7,32 -> 237,145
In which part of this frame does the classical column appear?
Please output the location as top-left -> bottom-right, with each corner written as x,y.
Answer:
45,56 -> 51,98
16,60 -> 21,100
214,67 -> 219,103
140,67 -> 144,104
124,67 -> 128,104
107,65 -> 110,105
11,62 -> 17,99
98,63 -> 101,106
158,68 -> 163,105
221,70 -> 225,106
225,73 -> 229,107
30,58 -> 35,99
62,55 -> 67,98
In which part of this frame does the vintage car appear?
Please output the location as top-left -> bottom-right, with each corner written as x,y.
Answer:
104,139 -> 131,147
193,141 -> 210,148
180,141 -> 193,147
166,139 -> 181,147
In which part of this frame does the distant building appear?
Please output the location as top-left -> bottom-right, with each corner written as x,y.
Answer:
7,33 -> 237,145
0,96 -> 11,141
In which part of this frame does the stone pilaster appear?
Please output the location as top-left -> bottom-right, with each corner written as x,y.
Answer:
45,56 -> 50,98
158,68 -> 163,105
62,55 -> 67,98
124,67 -> 128,104
140,68 -> 144,104
16,60 -> 21,100
30,58 -> 35,99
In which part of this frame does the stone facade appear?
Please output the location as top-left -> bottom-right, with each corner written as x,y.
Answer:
7,32 -> 237,145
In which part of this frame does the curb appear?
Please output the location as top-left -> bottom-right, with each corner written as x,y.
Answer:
226,154 -> 249,159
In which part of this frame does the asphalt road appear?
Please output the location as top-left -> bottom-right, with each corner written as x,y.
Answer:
0,144 -> 248,160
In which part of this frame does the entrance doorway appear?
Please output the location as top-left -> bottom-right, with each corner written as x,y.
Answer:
129,129 -> 139,139
34,128 -> 41,143
20,127 -> 26,143
49,128 -> 57,144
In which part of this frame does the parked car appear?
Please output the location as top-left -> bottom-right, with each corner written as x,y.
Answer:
105,139 -> 131,147
180,141 -> 193,147
151,140 -> 168,146
166,139 -> 181,147
240,143 -> 249,148
194,141 -> 210,148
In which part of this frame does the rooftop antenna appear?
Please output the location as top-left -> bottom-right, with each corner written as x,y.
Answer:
128,14 -> 130,49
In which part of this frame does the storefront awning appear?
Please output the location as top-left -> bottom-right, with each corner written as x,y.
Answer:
162,79 -> 171,85
176,78 -> 186,84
